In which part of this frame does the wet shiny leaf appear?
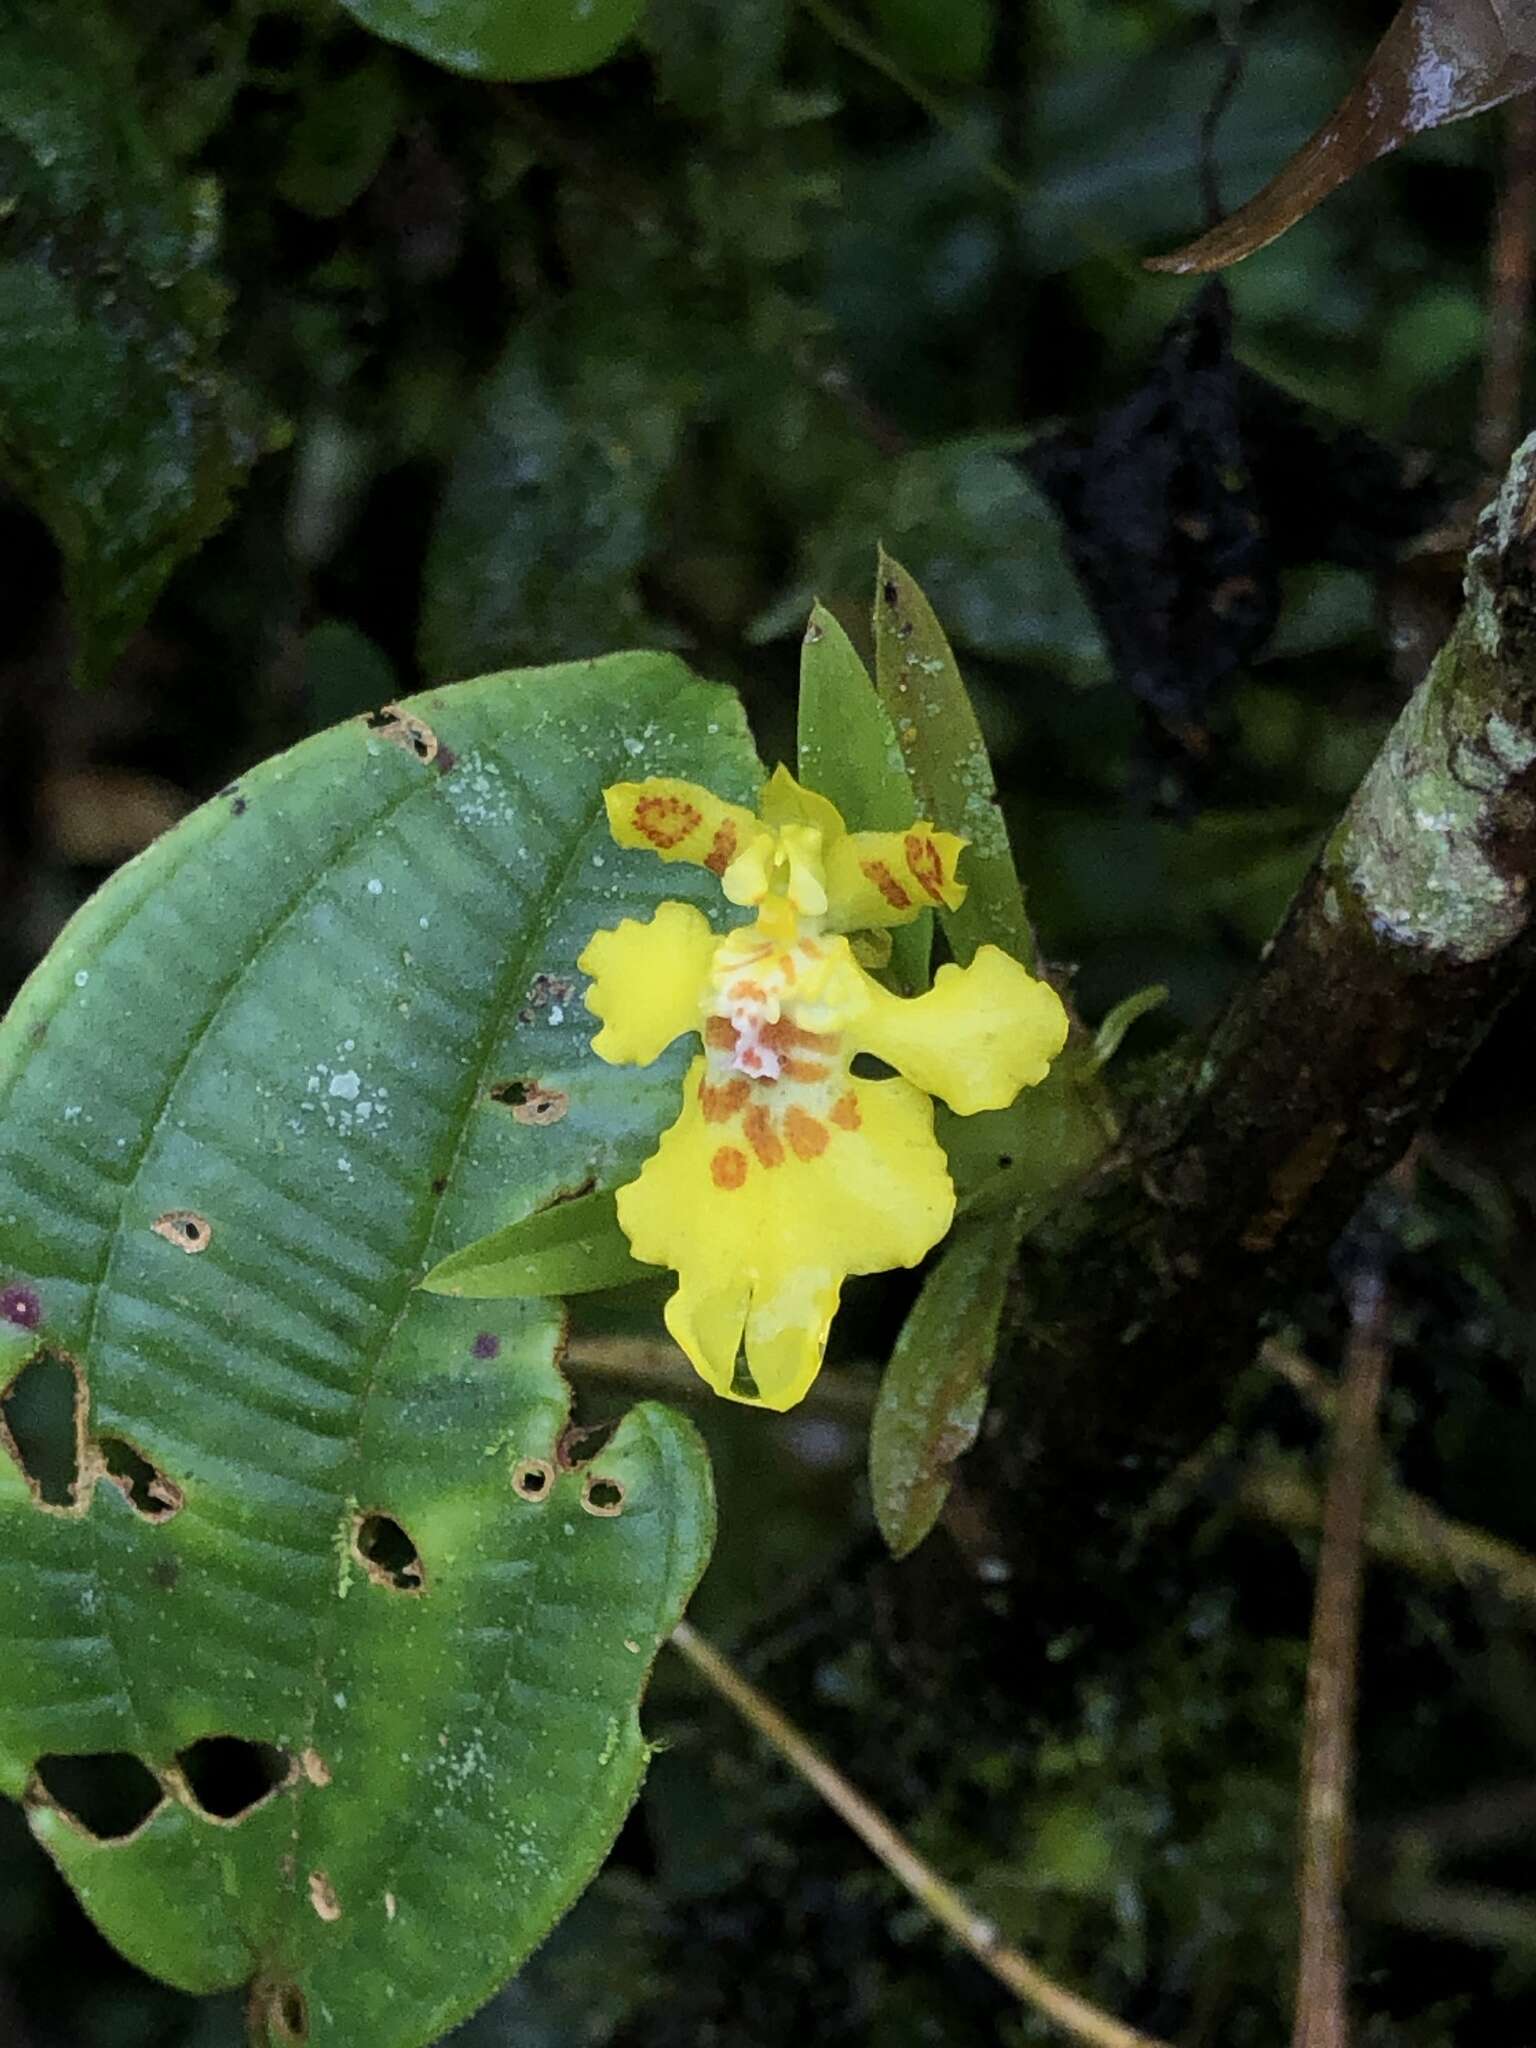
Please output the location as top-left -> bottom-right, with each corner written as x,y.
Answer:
1151,0 -> 1536,273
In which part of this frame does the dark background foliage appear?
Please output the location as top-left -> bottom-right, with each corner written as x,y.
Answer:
5,1 -> 1536,2043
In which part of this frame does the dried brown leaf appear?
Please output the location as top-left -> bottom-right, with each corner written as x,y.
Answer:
1150,0 -> 1536,274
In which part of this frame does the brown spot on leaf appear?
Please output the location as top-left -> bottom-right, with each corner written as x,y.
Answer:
308,1869 -> 343,1922
300,1748 -> 332,1788
153,1210 -> 212,1254
364,704 -> 438,764
490,1079 -> 570,1126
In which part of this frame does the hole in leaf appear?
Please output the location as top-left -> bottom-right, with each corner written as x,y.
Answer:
489,1078 -> 570,1126
512,1457 -> 554,1502
252,1978 -> 309,2044
559,1417 -> 617,1470
364,703 -> 438,764
152,1209 -> 212,1254
177,1736 -> 293,1821
2,1352 -> 84,1509
98,1436 -> 183,1521
353,1510 -> 425,1592
581,1474 -> 626,1518
32,1752 -> 162,1839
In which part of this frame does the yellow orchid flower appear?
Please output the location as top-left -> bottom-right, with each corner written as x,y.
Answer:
576,767 -> 1069,1412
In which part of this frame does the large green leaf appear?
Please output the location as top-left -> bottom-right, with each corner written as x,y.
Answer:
337,0 -> 645,81
0,0 -> 263,686
0,654 -> 758,2046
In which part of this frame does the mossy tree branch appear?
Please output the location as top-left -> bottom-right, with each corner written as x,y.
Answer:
984,432 -> 1536,1553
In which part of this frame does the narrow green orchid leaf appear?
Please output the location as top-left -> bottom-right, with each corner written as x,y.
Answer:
797,601 -> 932,993
421,1190 -> 648,1298
0,651 -> 759,2047
337,0 -> 644,81
872,548 -> 1035,970
1092,983 -> 1170,1068
870,1206 -> 1022,1558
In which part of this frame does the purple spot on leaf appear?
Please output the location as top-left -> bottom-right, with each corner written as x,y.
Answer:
472,1331 -> 501,1361
0,1285 -> 42,1330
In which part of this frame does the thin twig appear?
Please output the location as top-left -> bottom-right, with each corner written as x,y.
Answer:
669,1618 -> 1173,2048
1477,93 -> 1536,477
1151,1333 -> 1536,1614
1241,1463 -> 1536,1618
1197,1 -> 1249,229
1292,1249 -> 1395,2048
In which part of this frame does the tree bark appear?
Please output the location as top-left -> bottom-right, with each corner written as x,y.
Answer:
987,431 -> 1536,1556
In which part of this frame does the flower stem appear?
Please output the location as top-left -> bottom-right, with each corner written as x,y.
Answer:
669,1618 -> 1172,2048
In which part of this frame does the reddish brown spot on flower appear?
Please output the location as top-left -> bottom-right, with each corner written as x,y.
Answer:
699,1077 -> 750,1123
634,794 -> 702,850
781,1059 -> 829,1084
862,859 -> 912,911
905,834 -> 948,903
760,1018 -> 836,1055
830,1091 -> 862,1131
711,1146 -> 748,1190
704,821 -> 738,874
785,1106 -> 829,1160
743,1106 -> 784,1169
704,1015 -> 738,1052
